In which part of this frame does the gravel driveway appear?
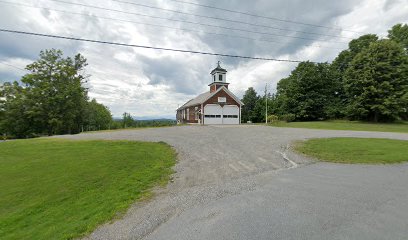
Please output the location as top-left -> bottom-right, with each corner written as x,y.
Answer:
56,125 -> 408,240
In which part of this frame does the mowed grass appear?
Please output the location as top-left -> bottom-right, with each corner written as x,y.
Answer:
268,120 -> 408,133
295,138 -> 408,164
0,139 -> 176,240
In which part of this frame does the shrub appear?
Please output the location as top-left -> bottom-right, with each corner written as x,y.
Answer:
267,115 -> 279,123
280,114 -> 296,122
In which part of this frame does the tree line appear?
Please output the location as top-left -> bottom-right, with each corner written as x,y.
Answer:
0,49 -> 113,138
0,49 -> 176,139
118,112 -> 176,128
241,23 -> 408,123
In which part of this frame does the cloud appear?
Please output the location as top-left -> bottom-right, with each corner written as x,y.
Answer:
0,0 -> 407,117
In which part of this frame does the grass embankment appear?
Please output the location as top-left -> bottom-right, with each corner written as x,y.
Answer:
0,139 -> 176,240
269,120 -> 408,133
295,138 -> 408,164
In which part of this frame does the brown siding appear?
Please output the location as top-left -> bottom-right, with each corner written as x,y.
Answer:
204,88 -> 239,106
177,105 -> 201,123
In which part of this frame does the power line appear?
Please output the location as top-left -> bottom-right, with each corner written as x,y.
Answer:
112,0 -> 355,40
167,0 -> 366,34
0,1 -> 345,50
0,28 -> 306,62
0,61 -> 27,72
48,0 -> 350,44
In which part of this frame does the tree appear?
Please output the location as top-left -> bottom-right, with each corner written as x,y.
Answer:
275,62 -> 338,121
241,87 -> 259,122
122,112 -> 135,128
0,49 -> 106,138
84,99 -> 113,131
330,34 -> 380,117
388,23 -> 408,50
20,49 -> 89,135
0,82 -> 33,138
344,39 -> 408,122
251,93 -> 275,123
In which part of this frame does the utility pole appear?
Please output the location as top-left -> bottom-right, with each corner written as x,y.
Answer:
265,83 -> 268,124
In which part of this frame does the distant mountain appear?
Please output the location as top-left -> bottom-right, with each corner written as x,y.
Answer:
113,115 -> 176,121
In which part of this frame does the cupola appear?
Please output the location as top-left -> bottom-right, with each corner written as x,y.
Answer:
209,61 -> 229,93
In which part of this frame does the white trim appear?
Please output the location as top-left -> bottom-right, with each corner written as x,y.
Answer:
201,104 -> 204,124
202,86 -> 244,106
186,108 -> 190,121
239,105 -> 242,124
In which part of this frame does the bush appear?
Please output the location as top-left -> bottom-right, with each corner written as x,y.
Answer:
267,115 -> 279,123
280,114 -> 296,122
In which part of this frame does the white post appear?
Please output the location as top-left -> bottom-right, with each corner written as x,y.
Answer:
265,83 -> 268,124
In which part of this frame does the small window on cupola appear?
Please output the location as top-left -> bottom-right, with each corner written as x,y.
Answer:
219,74 -> 223,81
213,75 -> 215,82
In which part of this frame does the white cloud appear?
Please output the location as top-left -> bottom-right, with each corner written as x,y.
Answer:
1,0 -> 407,117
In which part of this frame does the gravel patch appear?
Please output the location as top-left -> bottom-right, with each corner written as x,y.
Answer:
55,125 -> 408,239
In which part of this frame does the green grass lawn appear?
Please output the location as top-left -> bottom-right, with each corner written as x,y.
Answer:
268,120 -> 408,133
0,139 -> 176,240
295,138 -> 408,164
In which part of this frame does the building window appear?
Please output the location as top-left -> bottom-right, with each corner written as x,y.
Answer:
204,115 -> 221,118
213,75 -> 215,82
218,97 -> 226,103
186,108 -> 190,120
195,107 -> 199,120
223,115 -> 238,118
219,74 -> 223,81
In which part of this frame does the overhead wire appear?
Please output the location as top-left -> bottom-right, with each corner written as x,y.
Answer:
0,61 -> 28,72
0,28 -> 307,62
47,0 -> 351,44
166,0 -> 367,34
111,0 -> 357,38
0,1 -> 346,50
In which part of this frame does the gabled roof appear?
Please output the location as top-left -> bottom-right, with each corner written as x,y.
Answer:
177,86 -> 244,111
177,91 -> 212,110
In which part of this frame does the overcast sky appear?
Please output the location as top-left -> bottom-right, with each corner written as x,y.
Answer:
0,0 -> 407,118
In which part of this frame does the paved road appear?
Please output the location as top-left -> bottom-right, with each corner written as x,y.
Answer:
57,125 -> 408,240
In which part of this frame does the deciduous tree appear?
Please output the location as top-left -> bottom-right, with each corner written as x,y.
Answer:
388,23 -> 408,51
241,87 -> 259,122
345,40 -> 408,122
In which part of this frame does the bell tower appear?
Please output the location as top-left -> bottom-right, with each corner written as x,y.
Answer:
209,61 -> 229,93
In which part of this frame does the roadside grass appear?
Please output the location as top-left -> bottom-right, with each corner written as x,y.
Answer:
79,125 -> 182,134
294,138 -> 408,164
268,120 -> 408,133
0,139 -> 176,240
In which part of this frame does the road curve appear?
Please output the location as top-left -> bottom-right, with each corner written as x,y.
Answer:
55,125 -> 408,240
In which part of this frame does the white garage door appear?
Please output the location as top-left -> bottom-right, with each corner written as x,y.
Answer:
204,104 -> 239,125
204,104 -> 222,124
223,105 -> 239,124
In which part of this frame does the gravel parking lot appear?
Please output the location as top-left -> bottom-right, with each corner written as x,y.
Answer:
57,125 -> 408,240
